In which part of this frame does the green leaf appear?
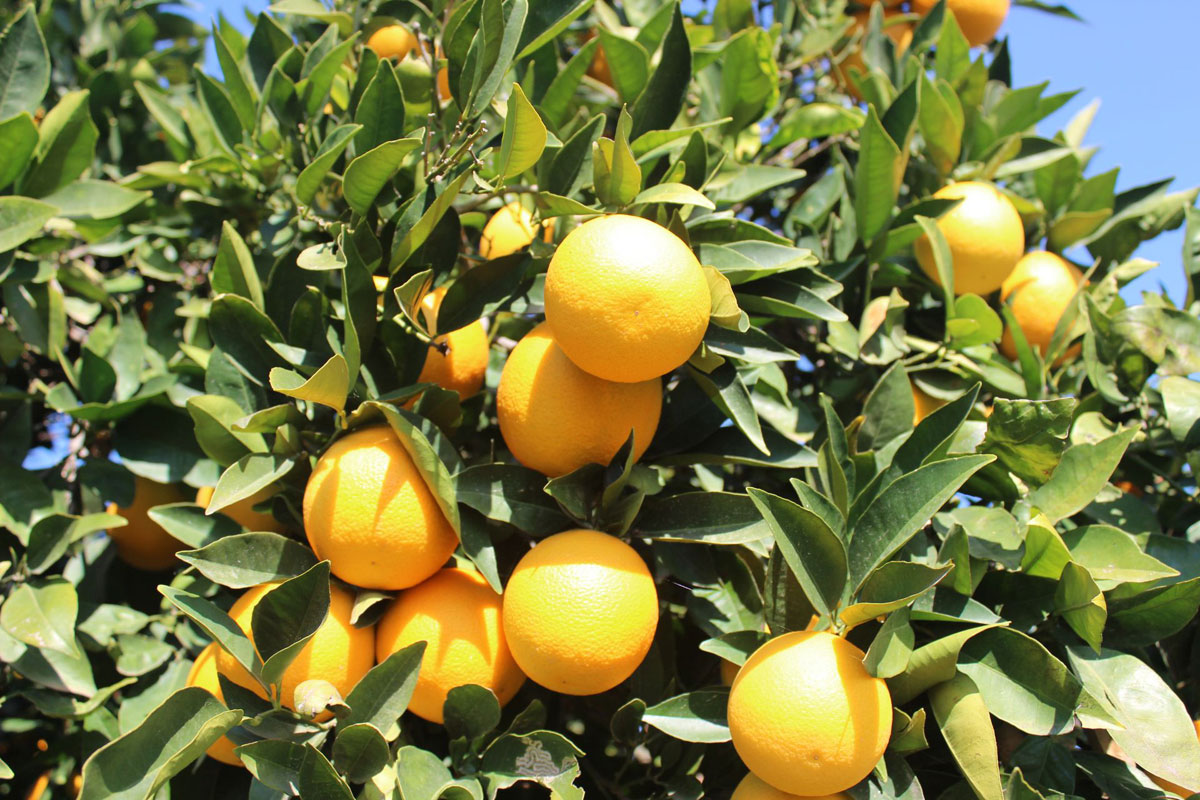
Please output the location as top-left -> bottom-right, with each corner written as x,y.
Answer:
641,690 -> 730,743
916,214 -> 956,312
208,294 -> 287,386
179,533 -> 318,589
0,579 -> 80,657
855,105 -> 902,243
479,730 -> 584,796
252,562 -> 331,690
636,492 -> 770,545
1107,577 -> 1200,647
390,169 -> 471,269
78,687 -> 240,800
207,454 -> 293,517
26,513 -> 113,574
947,293 -> 1003,348
771,102 -> 864,145
238,741 -> 354,800
859,361 -> 913,452
297,36 -> 358,115
688,364 -> 768,456
957,628 -> 1082,736
1028,427 -> 1137,522
1112,305 -> 1200,376
41,180 -> 149,220
864,606 -> 913,679
1160,376 -> 1200,447
147,503 -> 242,550
444,684 -> 502,742
634,182 -> 716,210
1061,525 -> 1178,588
1054,561 -> 1106,651
887,624 -> 1001,705
930,673 -> 1004,800
1067,647 -> 1200,792
849,455 -> 994,591
592,108 -> 641,207
114,634 -> 174,678
343,641 -> 426,739
331,723 -> 390,784
0,7 -> 50,121
841,561 -> 952,629
269,354 -> 351,416
196,73 -> 243,154
394,746 -> 483,800
630,3 -> 691,138
455,464 -> 568,537
134,83 -> 189,149
267,0 -> 352,35
0,195 -> 56,252
187,394 -> 268,468
159,587 -> 261,679
748,489 -> 847,618
0,112 -> 37,190
497,82 -> 546,181
295,123 -> 361,206
596,30 -> 650,103
980,398 -> 1075,487
342,136 -> 422,216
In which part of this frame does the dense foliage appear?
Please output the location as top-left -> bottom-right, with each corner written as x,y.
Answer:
1,0 -> 1199,798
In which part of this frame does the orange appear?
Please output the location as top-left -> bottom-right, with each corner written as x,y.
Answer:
302,426 -> 458,591
366,24 -> 416,60
1150,720 -> 1200,796
502,529 -> 659,695
186,644 -> 243,766
732,772 -> 848,800
105,477 -> 188,571
545,214 -> 710,383
375,568 -> 525,723
999,251 -> 1084,363
215,581 -> 374,720
479,200 -> 552,260
587,36 -> 614,88
414,286 -> 490,401
496,323 -> 662,477
437,66 -> 450,101
835,8 -> 915,99
912,382 -> 945,425
196,485 -> 284,534
728,631 -> 892,796
912,0 -> 1009,48
913,181 -> 1025,296
720,658 -> 740,686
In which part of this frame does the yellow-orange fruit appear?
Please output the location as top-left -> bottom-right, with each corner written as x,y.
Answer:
999,251 -> 1084,363
912,382 -> 946,425
437,66 -> 450,101
720,658 -> 740,686
105,477 -> 188,571
186,644 -> 243,766
302,426 -> 458,591
196,485 -> 284,534
728,631 -> 892,796
215,581 -> 374,720
732,772 -> 848,800
836,8 -> 915,99
496,324 -> 662,478
376,568 -> 525,723
913,181 -> 1025,296
1150,720 -> 1200,796
479,201 -> 553,260
545,214 -> 710,383
588,39 -> 613,87
912,0 -> 1009,47
502,529 -> 659,695
414,286 -> 490,400
366,24 -> 416,60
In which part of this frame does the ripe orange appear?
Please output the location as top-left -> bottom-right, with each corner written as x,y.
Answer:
732,772 -> 846,800
913,181 -> 1025,296
912,382 -> 945,425
105,477 -> 187,571
502,529 -> 659,695
366,24 -> 416,60
912,0 -> 1009,48
720,658 -> 740,686
479,200 -> 552,260
302,426 -> 458,591
835,8 -> 915,99
215,581 -> 374,720
587,36 -> 614,88
196,485 -> 284,534
728,631 -> 892,796
186,644 -> 242,766
544,214 -> 711,383
375,568 -> 525,723
999,251 -> 1084,363
496,323 -> 662,477
412,286 -> 490,401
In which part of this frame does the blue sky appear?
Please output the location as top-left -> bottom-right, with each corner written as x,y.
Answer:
185,1 -> 1197,304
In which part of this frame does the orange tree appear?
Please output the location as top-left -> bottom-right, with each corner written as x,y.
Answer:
1,0 -> 1199,798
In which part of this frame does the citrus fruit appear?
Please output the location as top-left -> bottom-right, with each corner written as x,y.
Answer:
105,477 -> 188,571
479,200 -> 552,260
376,567 -> 525,724
196,485 -> 283,534
999,251 -> 1084,362
835,8 -> 914,99
215,581 -> 374,720
186,644 -> 242,766
544,214 -> 710,383
366,24 -> 416,59
913,181 -> 1025,296
720,658 -> 740,686
302,426 -> 458,591
502,529 -> 659,695
732,772 -> 846,800
496,323 -> 662,477
587,37 -> 614,88
912,0 -> 1009,48
727,631 -> 892,795
912,382 -> 945,425
411,286 -> 490,401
